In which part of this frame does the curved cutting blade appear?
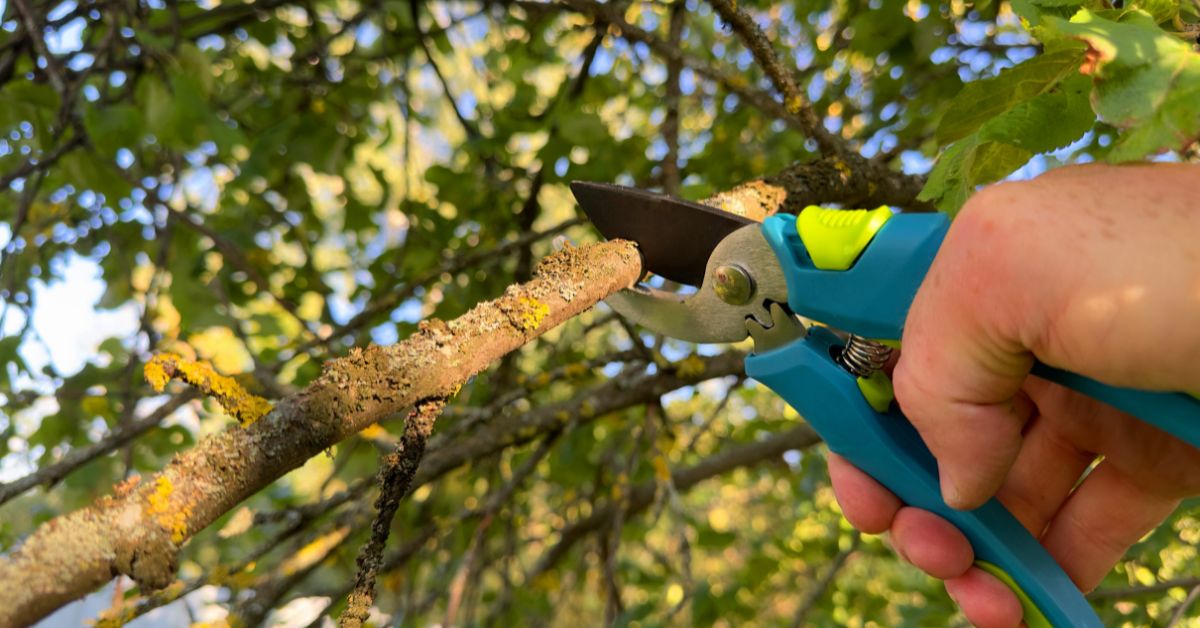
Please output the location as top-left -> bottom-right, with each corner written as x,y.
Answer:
570,181 -> 754,287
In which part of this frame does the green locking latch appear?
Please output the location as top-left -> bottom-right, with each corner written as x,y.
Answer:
857,370 -> 895,413
796,205 -> 893,271
975,561 -> 1052,628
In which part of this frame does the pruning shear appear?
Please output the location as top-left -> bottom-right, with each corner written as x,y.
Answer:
570,181 -> 1200,628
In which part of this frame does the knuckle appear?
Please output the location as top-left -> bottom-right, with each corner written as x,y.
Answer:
892,359 -> 939,428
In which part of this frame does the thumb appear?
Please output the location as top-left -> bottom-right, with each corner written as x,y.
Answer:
893,192 -> 1041,510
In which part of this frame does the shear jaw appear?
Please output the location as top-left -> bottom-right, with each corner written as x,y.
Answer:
605,224 -> 804,350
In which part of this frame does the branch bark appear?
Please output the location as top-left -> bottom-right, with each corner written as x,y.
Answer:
340,397 -> 446,628
560,0 -> 928,211
0,240 -> 642,627
706,0 -> 838,154
702,157 -> 933,219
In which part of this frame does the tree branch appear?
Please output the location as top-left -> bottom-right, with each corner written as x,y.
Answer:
792,532 -> 860,626
340,397 -> 447,628
0,240 -> 643,627
705,0 -> 840,154
558,0 -> 928,210
0,392 -> 198,507
661,2 -> 686,196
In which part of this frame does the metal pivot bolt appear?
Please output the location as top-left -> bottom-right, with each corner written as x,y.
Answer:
712,264 -> 755,305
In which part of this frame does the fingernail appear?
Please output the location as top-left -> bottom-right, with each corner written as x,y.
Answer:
941,476 -> 966,510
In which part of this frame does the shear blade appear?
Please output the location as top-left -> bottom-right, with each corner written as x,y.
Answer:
603,224 -> 792,345
570,181 -> 754,286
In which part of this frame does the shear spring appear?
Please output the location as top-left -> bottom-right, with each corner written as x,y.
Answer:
837,334 -> 893,377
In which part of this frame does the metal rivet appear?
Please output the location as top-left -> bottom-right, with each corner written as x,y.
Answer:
712,264 -> 754,305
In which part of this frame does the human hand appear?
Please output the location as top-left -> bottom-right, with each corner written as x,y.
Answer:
829,163 -> 1200,626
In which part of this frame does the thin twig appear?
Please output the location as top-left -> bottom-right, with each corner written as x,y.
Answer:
1167,584 -> 1200,627
10,0 -> 66,92
706,0 -> 840,154
410,1 -> 482,141
0,392 -> 197,507
1089,577 -> 1200,600
339,397 -> 447,628
661,1 -> 686,195
792,532 -> 861,626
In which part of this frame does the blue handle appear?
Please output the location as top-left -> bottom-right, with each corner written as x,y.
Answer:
756,212 -> 1200,625
761,213 -> 1200,448
745,330 -> 1102,627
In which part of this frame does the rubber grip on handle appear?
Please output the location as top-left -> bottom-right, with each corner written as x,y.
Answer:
746,331 -> 1103,627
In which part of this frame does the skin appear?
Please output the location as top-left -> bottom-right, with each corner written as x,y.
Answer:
828,163 -> 1200,627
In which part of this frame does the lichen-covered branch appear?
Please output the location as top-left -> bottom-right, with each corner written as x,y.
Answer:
340,397 -> 447,628
83,350 -> 741,626
706,0 -> 839,154
144,354 -> 273,426
0,240 -> 642,627
702,157 -> 932,218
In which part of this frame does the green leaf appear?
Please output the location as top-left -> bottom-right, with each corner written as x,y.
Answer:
1130,0 -> 1179,22
919,137 -> 1029,214
83,105 -> 142,159
0,81 -> 60,141
967,141 -> 1034,183
59,151 -> 133,201
924,52 -> 1096,214
849,0 -> 913,56
137,76 -> 177,146
937,48 -> 1084,143
176,43 -> 214,96
1047,9 -> 1200,159
977,74 -> 1095,152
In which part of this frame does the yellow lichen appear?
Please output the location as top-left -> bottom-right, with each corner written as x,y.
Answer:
147,476 -> 192,544
358,424 -> 389,441
91,603 -> 139,628
832,158 -> 852,180
785,94 -> 805,114
676,354 -> 707,379
563,363 -> 588,378
143,358 -> 170,392
147,476 -> 173,514
516,297 -> 550,331
143,353 -> 273,426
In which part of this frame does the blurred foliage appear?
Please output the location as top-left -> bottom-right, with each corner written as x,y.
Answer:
0,0 -> 1197,626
